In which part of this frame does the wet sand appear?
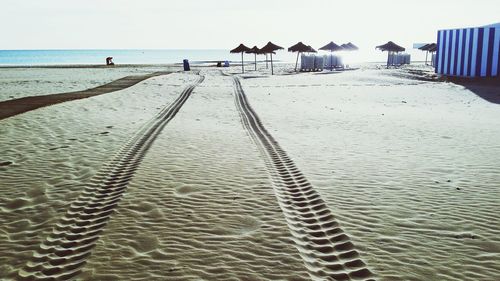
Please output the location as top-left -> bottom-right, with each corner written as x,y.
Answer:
0,64 -> 499,280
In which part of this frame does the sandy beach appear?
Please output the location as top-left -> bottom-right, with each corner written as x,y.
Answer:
1,64 -> 499,280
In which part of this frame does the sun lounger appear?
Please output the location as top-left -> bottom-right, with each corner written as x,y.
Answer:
387,53 -> 411,66
314,56 -> 324,71
300,54 -> 315,72
323,54 -> 344,70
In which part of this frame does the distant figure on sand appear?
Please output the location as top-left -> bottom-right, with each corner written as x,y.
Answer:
106,57 -> 114,65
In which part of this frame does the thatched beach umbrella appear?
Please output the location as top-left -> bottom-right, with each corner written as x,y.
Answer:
339,43 -> 358,68
260,42 -> 284,75
418,43 -> 437,65
246,46 -> 261,71
307,45 -> 316,52
230,44 -> 251,73
288,42 -> 316,72
427,44 -> 437,53
320,41 -> 343,70
376,41 -> 405,68
376,41 -> 405,52
341,42 -> 359,51
320,41 -> 343,53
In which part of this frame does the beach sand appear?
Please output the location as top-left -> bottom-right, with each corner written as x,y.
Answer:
239,65 -> 500,280
0,66 -> 176,102
0,64 -> 499,280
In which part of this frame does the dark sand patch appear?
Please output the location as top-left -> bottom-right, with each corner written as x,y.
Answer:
0,72 -> 171,120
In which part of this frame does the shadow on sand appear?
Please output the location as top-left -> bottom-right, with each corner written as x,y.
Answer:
450,77 -> 500,104
0,72 -> 170,121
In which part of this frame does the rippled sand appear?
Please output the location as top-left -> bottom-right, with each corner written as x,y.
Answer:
0,73 -> 198,278
1,64 -> 499,280
79,72 -> 308,280
241,67 -> 500,280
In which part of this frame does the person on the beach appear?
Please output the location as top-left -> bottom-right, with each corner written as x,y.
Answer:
106,57 -> 114,65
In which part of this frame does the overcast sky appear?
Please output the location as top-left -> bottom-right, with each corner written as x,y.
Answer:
1,0 -> 498,51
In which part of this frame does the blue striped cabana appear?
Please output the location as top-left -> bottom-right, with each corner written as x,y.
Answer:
435,23 -> 500,77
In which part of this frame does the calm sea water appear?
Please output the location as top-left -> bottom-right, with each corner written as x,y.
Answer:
0,49 -> 277,66
0,49 -> 418,66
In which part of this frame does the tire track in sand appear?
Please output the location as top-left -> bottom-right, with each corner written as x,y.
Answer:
232,76 -> 375,281
17,74 -> 205,281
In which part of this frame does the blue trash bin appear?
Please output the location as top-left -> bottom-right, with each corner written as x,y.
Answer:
183,59 -> 190,71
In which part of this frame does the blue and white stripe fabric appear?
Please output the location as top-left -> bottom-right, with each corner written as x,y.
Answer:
435,23 -> 500,77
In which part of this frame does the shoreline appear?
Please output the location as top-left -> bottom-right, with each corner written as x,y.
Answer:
0,63 -> 179,69
0,60 -> 433,68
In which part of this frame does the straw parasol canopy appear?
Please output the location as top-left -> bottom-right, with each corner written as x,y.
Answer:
418,43 -> 437,65
320,41 -> 343,70
288,42 -> 316,71
376,41 -> 405,52
418,43 -> 436,51
376,41 -> 405,68
319,41 -> 343,52
260,42 -> 284,75
230,43 -> 251,73
246,46 -> 261,71
288,42 -> 309,52
341,42 -> 359,51
307,45 -> 317,53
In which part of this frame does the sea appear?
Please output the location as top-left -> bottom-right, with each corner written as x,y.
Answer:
0,49 -> 297,66
0,49 -> 425,66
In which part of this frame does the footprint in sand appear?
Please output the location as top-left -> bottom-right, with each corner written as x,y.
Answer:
129,201 -> 156,213
131,234 -> 160,253
174,184 -> 203,196
453,232 -> 480,240
0,161 -> 13,167
4,198 -> 30,210
212,215 -> 261,236
49,145 -> 70,151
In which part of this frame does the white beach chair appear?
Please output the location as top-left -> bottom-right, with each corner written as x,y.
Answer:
323,55 -> 332,70
314,56 -> 324,71
323,54 -> 343,70
336,55 -> 343,69
301,54 -> 315,72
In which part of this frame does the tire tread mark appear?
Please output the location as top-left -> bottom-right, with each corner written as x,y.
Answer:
232,76 -> 375,281
17,75 -> 205,281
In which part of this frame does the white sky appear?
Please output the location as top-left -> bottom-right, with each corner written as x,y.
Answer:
1,0 -> 498,55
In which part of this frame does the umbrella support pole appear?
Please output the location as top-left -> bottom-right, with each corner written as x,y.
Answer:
425,51 -> 428,65
330,52 -> 333,71
266,54 -> 268,69
295,52 -> 299,72
241,52 -> 244,73
271,53 -> 274,75
254,54 -> 257,71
